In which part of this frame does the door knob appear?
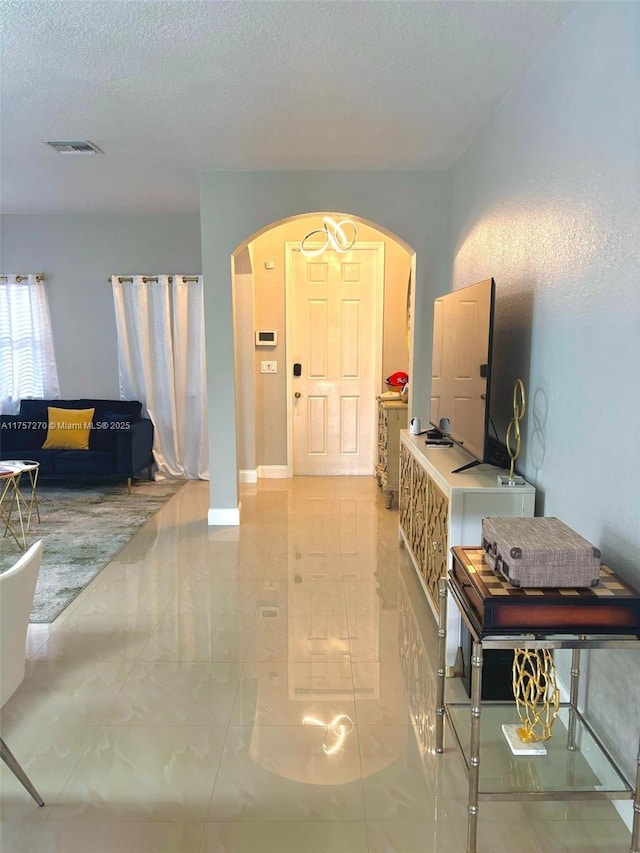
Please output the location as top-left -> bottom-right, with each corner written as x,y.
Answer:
294,392 -> 301,398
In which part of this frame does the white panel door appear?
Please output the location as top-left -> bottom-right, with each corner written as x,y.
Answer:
290,246 -> 381,475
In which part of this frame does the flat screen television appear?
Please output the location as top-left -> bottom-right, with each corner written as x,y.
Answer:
429,278 -> 499,473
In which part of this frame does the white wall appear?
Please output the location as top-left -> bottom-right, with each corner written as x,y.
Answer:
200,171 -> 450,517
0,214 -> 201,397
448,2 -> 639,779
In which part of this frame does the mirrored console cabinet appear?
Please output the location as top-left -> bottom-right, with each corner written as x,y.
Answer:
375,397 -> 408,508
398,430 -> 536,672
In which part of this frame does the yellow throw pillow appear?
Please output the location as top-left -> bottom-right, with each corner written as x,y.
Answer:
42,407 -> 95,451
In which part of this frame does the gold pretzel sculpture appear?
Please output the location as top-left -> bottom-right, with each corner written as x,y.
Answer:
505,378 -> 526,481
506,380 -> 559,743
512,648 -> 560,743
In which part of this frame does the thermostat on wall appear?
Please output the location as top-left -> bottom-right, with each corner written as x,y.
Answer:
255,330 -> 277,346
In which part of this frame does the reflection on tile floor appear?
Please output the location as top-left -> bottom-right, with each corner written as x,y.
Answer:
0,479 -> 632,852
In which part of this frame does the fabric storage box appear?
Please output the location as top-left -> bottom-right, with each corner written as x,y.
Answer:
482,516 -> 601,588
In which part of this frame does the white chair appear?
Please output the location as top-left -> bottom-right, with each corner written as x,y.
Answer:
0,540 -> 44,806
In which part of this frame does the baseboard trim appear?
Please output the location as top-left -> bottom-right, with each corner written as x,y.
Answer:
257,465 -> 290,479
239,469 -> 258,484
208,506 -> 241,526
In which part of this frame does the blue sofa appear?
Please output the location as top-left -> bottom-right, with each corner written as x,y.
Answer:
0,399 -> 154,489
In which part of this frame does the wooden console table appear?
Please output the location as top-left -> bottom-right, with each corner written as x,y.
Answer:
436,546 -> 640,853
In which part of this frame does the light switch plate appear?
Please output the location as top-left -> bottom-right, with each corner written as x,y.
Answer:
261,361 -> 277,374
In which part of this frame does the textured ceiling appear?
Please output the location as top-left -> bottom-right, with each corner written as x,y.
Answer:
1,0 -> 575,213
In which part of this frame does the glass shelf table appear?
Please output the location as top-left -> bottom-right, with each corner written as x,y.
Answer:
0,460 -> 40,549
435,546 -> 640,853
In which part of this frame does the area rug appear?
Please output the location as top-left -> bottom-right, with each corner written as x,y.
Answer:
0,479 -> 185,623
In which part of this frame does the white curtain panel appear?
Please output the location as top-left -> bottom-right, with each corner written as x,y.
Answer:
111,275 -> 209,480
172,276 -> 209,480
0,274 -> 60,414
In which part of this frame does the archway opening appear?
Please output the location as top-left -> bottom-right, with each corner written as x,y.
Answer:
231,212 -> 415,483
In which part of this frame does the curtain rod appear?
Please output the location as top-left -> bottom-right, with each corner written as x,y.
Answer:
0,274 -> 45,283
110,276 -> 168,284
108,276 -> 201,283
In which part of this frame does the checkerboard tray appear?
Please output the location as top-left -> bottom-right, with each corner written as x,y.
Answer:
450,547 -> 640,636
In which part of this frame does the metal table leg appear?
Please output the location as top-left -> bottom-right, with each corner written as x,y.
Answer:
0,473 -> 25,548
632,740 -> 640,853
467,640 -> 483,853
436,577 -> 447,754
568,646 -> 581,751
23,465 -> 40,523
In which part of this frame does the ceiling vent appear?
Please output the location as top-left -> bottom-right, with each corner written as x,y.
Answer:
45,140 -> 103,155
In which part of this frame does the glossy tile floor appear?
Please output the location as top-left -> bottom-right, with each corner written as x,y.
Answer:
0,479 -> 633,852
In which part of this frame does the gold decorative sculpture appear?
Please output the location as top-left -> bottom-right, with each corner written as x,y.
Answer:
496,377 -> 560,752
506,378 -> 525,479
499,379 -> 526,486
512,648 -> 560,744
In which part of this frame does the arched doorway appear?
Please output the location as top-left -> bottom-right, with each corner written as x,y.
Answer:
232,212 -> 415,482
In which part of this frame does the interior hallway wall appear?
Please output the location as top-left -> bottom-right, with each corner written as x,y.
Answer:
447,2 -> 639,781
0,214 -> 201,397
